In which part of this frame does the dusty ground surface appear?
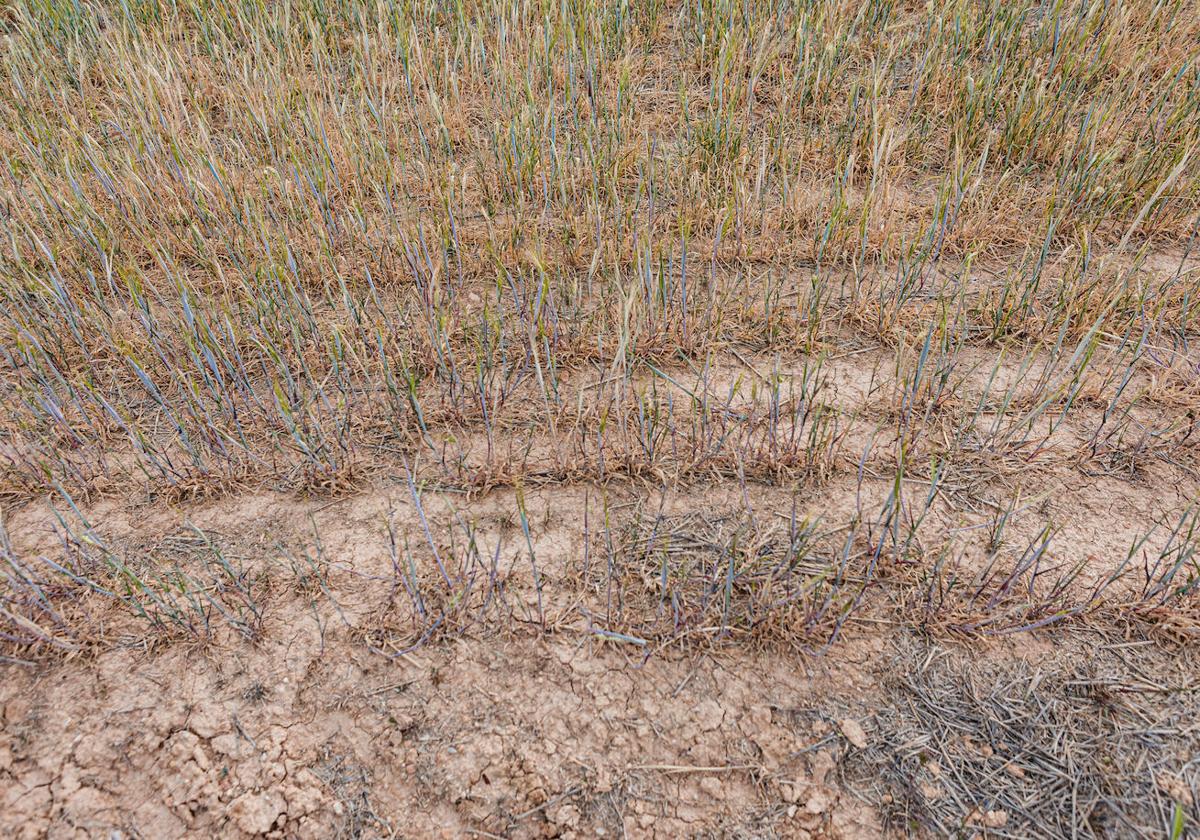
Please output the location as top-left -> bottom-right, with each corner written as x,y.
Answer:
4,314 -> 1200,838
3,289 -> 1199,837
3,475 -> 1198,839
3,608 -> 1197,839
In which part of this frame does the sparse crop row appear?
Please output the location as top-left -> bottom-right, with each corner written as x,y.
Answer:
1,0 -> 1199,662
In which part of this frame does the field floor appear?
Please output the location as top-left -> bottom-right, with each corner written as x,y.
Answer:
4,596 -> 1198,839
4,299 -> 1199,838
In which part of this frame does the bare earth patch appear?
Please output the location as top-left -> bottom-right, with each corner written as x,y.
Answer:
3,611 -> 1197,838
3,472 -> 1199,838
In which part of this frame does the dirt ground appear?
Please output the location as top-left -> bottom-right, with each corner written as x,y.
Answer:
3,478 -> 1198,839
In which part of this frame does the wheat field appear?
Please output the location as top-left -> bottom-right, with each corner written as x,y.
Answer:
1,0 -> 1198,836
